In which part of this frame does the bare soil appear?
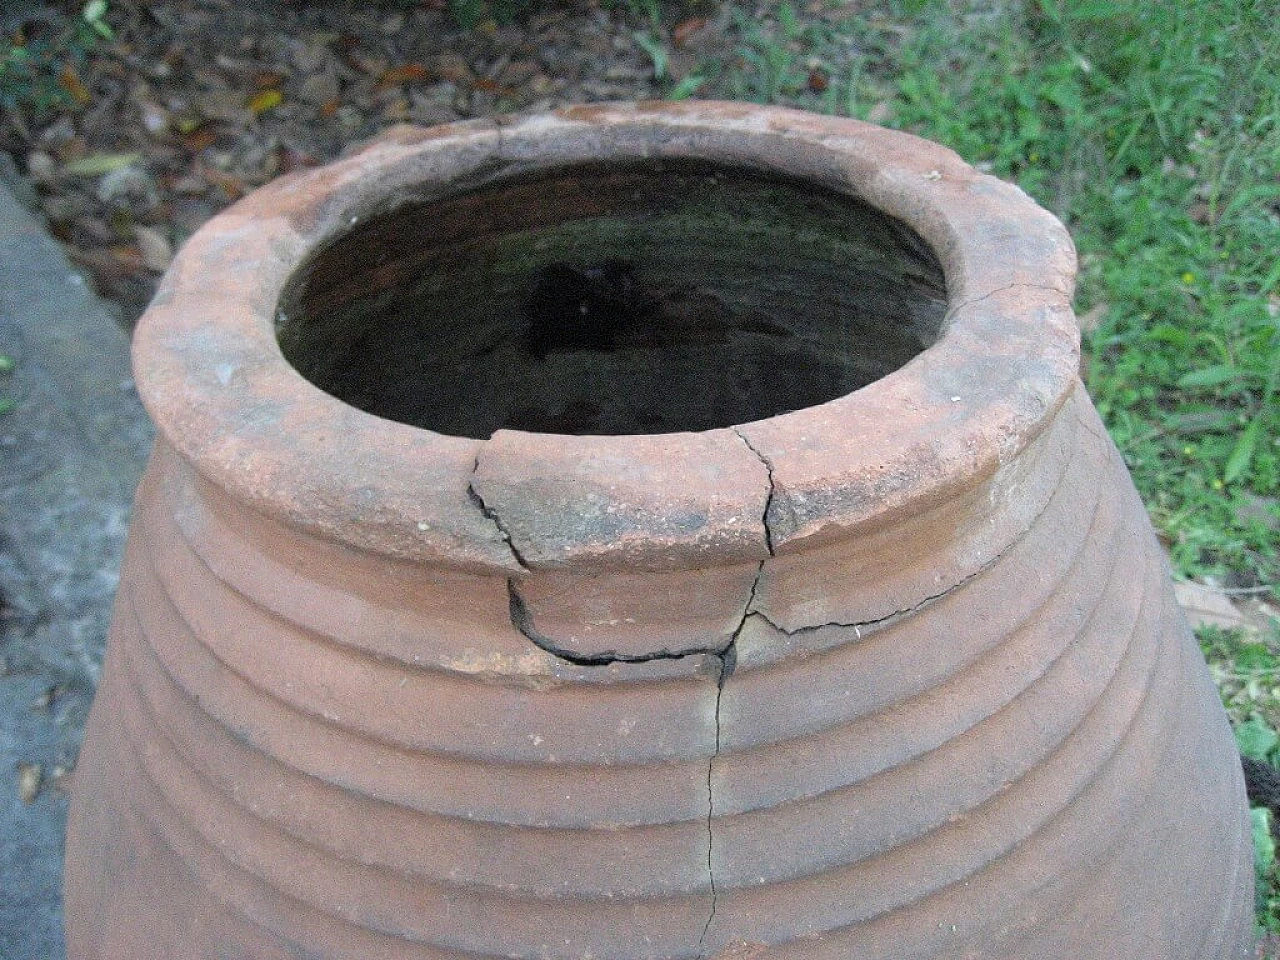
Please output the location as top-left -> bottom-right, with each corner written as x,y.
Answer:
2,0 -> 695,323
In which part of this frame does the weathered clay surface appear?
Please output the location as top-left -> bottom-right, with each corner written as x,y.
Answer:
65,103 -> 1252,959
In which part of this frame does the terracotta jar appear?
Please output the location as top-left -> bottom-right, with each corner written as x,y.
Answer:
65,103 -> 1253,959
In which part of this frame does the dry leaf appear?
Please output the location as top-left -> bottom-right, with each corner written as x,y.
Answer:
50,136 -> 87,165
497,59 -> 540,87
30,686 -> 55,711
107,244 -> 148,273
75,214 -> 114,244
252,69 -> 287,90
181,127 -> 218,152
1174,580 -> 1246,631
17,762 -> 42,804
426,51 -> 473,85
60,64 -> 92,105
47,764 -> 73,794
866,101 -> 892,124
63,152 -> 143,177
172,109 -> 205,135
673,17 -> 708,47
214,53 -> 256,75
197,164 -> 248,199
277,146 -> 318,173
378,64 -> 429,89
134,225 -> 173,272
292,31 -> 334,71
247,88 -> 284,114
380,96 -> 411,122
1078,302 -> 1108,333
1240,597 -> 1280,635
26,150 -> 56,184
197,89 -> 249,123
344,48 -> 388,77
138,100 -> 170,134
171,173 -> 207,194
191,66 -> 231,92
298,70 -> 340,105
97,166 -> 160,210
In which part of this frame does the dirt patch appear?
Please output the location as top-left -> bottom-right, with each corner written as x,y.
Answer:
2,0 -> 673,323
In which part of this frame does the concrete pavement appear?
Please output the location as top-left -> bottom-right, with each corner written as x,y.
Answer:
0,173 -> 151,960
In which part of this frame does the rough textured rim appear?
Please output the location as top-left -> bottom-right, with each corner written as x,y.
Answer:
133,101 -> 1079,574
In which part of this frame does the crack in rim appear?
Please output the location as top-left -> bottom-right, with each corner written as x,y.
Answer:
131,101 -> 1080,574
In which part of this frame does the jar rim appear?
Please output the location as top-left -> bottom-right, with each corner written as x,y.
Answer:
133,101 -> 1079,574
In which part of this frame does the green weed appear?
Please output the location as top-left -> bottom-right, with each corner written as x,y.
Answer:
0,353 -> 13,416
1,2 -> 112,122
1254,806 -> 1280,930
676,0 -> 1280,593
1203,623 -> 1280,931
1204,626 -> 1280,733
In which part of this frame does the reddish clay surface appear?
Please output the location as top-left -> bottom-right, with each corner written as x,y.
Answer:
65,103 -> 1252,958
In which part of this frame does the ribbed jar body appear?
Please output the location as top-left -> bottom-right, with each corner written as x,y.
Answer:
65,393 -> 1253,960
64,103 -> 1253,959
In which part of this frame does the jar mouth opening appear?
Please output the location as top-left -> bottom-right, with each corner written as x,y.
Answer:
276,159 -> 948,439
133,103 -> 1079,573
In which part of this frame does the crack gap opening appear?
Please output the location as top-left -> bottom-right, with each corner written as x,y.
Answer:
699,658 -> 724,957
757,538 -> 1010,638
468,454 -> 528,569
733,428 -> 777,557
507,580 -> 731,667
700,559 -> 759,954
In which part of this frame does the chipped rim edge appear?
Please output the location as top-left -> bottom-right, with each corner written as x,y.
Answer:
132,101 -> 1079,574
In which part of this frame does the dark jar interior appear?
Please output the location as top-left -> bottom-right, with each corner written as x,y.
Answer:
276,160 -> 947,437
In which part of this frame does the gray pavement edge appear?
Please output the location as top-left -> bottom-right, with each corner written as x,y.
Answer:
0,174 -> 152,960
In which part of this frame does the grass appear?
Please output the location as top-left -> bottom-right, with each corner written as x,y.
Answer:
642,0 -> 1280,933
0,1 -> 112,125
0,353 -> 14,416
1207,624 -> 1280,930
666,0 -> 1280,593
